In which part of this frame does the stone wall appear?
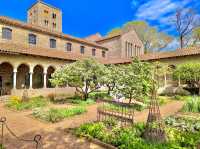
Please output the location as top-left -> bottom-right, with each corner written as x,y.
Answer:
11,87 -> 76,97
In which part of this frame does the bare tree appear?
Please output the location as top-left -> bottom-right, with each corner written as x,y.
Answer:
175,8 -> 200,48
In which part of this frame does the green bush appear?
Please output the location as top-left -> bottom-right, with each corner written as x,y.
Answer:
160,87 -> 190,96
75,121 -> 200,149
89,91 -> 112,100
6,96 -> 48,111
0,144 -> 5,149
33,106 -> 87,123
182,96 -> 200,113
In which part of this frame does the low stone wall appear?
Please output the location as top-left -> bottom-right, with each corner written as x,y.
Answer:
11,87 -> 76,97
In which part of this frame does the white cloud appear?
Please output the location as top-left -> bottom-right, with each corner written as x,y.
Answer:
134,0 -> 192,21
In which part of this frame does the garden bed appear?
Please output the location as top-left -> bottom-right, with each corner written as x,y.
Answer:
32,106 -> 87,123
5,96 -> 49,111
74,118 -> 200,149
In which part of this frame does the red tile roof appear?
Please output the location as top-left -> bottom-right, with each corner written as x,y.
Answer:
138,47 -> 200,61
0,16 -> 108,50
0,42 -> 108,64
85,33 -> 102,42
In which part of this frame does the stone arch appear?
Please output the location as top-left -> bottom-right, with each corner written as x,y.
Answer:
46,66 -> 55,88
0,62 -> 13,95
33,65 -> 44,89
16,64 -> 30,89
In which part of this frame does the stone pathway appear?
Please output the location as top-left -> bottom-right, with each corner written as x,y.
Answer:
0,100 -> 184,149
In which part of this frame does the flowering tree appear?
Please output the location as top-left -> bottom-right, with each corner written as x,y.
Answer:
51,58 -> 106,100
103,65 -> 120,95
114,59 -> 152,103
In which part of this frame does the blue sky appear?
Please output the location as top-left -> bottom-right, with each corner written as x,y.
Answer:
0,0 -> 199,39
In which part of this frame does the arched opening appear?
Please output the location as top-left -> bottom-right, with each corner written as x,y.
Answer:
16,64 -> 30,89
0,62 -> 13,95
47,66 -> 55,88
33,65 -> 44,89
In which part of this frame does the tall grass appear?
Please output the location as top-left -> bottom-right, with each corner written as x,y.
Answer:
182,96 -> 200,113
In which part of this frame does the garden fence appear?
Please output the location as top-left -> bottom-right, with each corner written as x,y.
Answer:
0,117 -> 43,149
97,99 -> 134,127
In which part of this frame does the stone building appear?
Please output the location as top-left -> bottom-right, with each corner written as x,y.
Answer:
0,0 -> 144,97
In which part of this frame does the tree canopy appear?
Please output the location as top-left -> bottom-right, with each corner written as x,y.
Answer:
107,21 -> 172,53
114,59 -> 153,103
173,63 -> 200,95
51,58 -> 106,100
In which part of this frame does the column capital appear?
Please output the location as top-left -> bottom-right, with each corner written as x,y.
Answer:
13,68 -> 17,73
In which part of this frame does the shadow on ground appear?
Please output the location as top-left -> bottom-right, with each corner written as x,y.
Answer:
3,127 -> 92,149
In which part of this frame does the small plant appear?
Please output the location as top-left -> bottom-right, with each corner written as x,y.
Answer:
6,96 -> 48,111
33,106 -> 87,123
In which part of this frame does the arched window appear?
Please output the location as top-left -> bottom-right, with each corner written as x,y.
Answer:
28,34 -> 37,45
80,46 -> 85,54
66,43 -> 72,51
50,39 -> 56,48
92,48 -> 96,56
2,27 -> 12,40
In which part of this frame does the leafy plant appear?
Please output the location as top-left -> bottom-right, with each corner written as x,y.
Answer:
181,96 -> 200,113
6,96 -> 48,111
33,106 -> 86,123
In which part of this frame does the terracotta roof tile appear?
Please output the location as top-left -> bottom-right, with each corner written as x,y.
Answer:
0,42 -> 108,64
85,33 -> 102,42
138,47 -> 200,61
0,16 -> 108,50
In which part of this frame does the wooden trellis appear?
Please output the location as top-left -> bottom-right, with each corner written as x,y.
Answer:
97,99 -> 134,127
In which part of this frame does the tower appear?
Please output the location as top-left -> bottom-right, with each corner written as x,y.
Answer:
27,0 -> 62,32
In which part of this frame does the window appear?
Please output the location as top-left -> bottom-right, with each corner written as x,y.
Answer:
102,51 -> 106,58
80,46 -> 85,54
66,43 -> 72,51
50,39 -> 56,48
28,34 -> 37,45
52,23 -> 56,28
2,28 -> 12,40
44,20 -> 49,26
44,10 -> 49,14
52,13 -> 56,19
92,48 -> 96,56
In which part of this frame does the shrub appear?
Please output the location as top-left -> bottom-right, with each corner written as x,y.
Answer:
89,91 -> 112,100
33,106 -> 87,123
160,87 -> 190,96
0,144 -> 5,149
75,121 -> 200,149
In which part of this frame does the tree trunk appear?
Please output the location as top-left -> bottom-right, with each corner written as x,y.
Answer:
83,93 -> 88,101
129,98 -> 132,104
198,81 -> 200,96
180,36 -> 184,49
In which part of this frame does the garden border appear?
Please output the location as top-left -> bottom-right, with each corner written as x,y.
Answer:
65,128 -> 117,149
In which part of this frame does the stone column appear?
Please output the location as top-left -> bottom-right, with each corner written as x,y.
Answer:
43,68 -> 47,88
164,73 -> 167,87
13,68 -> 17,89
29,71 -> 33,89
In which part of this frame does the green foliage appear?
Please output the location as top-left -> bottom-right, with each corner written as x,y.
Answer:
181,96 -> 200,113
160,87 -> 191,96
103,65 -> 121,95
173,63 -> 200,95
0,144 -> 5,149
89,91 -> 112,100
32,106 -> 86,123
107,28 -> 121,37
75,121 -> 200,149
51,58 -> 106,100
165,115 -> 200,132
114,58 -> 152,103
67,98 -> 95,106
6,96 -> 48,111
107,21 -> 172,53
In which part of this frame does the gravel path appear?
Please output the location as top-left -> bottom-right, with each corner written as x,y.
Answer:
0,100 -> 184,149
